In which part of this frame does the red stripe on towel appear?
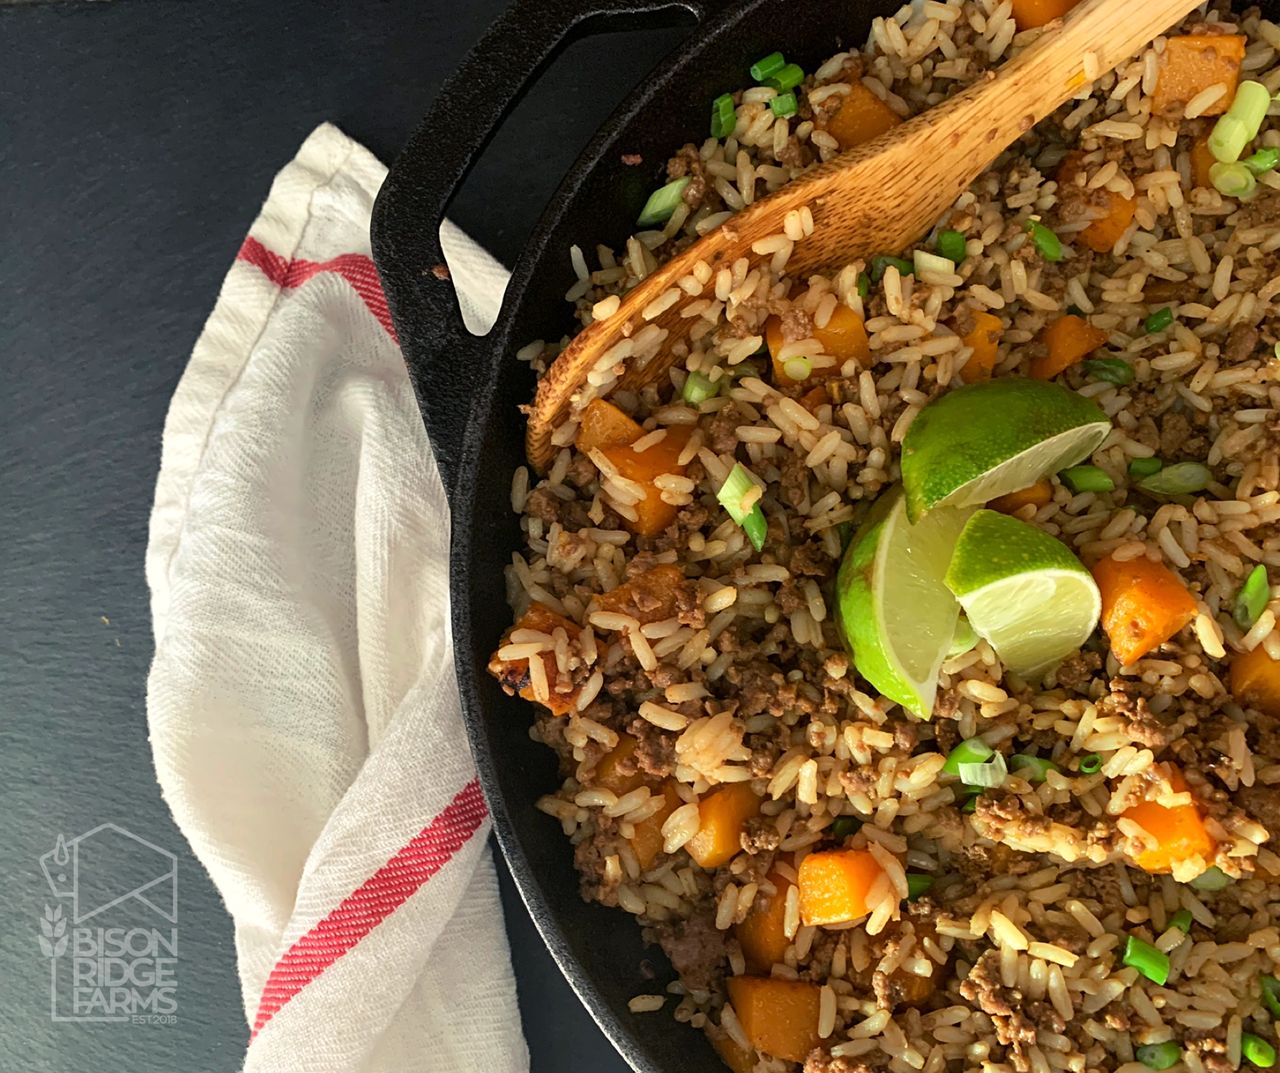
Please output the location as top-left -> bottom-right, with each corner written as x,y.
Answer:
236,236 -> 399,344
250,778 -> 488,1037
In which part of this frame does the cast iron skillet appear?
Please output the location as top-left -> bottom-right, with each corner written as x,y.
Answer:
371,0 -> 917,1068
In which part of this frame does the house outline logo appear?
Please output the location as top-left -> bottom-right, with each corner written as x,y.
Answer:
40,824 -> 177,924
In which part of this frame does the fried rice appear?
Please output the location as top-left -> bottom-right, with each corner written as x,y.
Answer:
489,3 -> 1280,1071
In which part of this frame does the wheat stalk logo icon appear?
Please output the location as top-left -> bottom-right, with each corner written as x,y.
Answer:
39,905 -> 67,959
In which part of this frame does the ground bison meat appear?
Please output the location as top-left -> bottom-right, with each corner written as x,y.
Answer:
780,452 -> 810,509
741,815 -> 781,854
523,486 -> 592,530
705,401 -> 745,455
959,951 -> 1037,1072
1159,410 -> 1208,459
1238,785 -> 1280,832
666,144 -> 709,208
790,540 -> 833,578
779,306 -> 815,343
804,1052 -> 882,1073
653,912 -> 724,993
1098,679 -> 1172,751
1054,650 -> 1102,693
574,817 -> 622,906
627,718 -> 677,778
1186,1033 -> 1233,1073
1223,322 -> 1260,364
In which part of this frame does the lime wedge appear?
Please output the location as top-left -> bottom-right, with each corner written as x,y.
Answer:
836,488 -> 970,718
944,509 -> 1101,677
900,379 -> 1110,522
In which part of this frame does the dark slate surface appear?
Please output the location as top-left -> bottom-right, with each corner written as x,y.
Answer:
0,2 -> 689,1068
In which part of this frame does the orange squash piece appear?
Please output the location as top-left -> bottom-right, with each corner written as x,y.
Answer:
960,310 -> 1004,382
990,479 -> 1054,514
766,302 -> 871,387
798,848 -> 888,926
630,782 -> 683,870
1011,0 -> 1081,30
826,82 -> 903,150
725,976 -> 822,1063
709,1028 -> 758,1073
1031,314 -> 1109,380
1190,134 -> 1217,190
799,385 -> 829,413
736,868 -> 792,973
1123,767 -> 1216,874
489,603 -> 580,715
1092,553 -> 1198,666
1056,151 -> 1137,255
595,734 -> 645,795
594,563 -> 686,625
575,398 -> 643,454
1232,645 -> 1280,718
1153,34 -> 1247,118
685,783 -> 762,869
599,426 -> 693,537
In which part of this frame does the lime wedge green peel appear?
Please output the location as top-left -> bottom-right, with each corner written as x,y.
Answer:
836,487 -> 970,717
900,379 -> 1110,522
944,510 -> 1100,677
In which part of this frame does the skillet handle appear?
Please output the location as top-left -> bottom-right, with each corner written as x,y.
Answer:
372,0 -> 742,503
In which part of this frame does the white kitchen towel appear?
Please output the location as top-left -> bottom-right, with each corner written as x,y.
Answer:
145,122 -> 527,1073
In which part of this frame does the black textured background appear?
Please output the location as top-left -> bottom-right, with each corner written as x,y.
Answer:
0,1 -> 689,1068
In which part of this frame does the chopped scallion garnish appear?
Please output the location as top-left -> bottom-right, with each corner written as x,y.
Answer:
717,463 -> 768,552
1261,975 -> 1280,1018
1136,461 -> 1212,498
942,738 -> 994,776
1190,865 -> 1231,892
961,793 -> 979,814
750,51 -> 786,83
711,93 -> 736,139
1211,160 -> 1257,199
914,249 -> 955,278
1081,357 -> 1134,385
1144,307 -> 1174,334
1010,755 -> 1059,783
770,91 -> 798,118
783,356 -> 812,382
1209,81 -> 1271,163
765,62 -> 805,92
1122,935 -> 1170,985
1025,219 -> 1064,262
1245,147 -> 1280,175
637,177 -> 693,228
856,271 -> 871,298
1235,564 -> 1271,630
1060,465 -> 1115,495
682,370 -> 718,405
868,254 -> 914,282
830,815 -> 860,839
1136,1042 -> 1181,1070
937,229 -> 967,263
1079,753 -> 1103,775
957,751 -> 1008,789
906,873 -> 934,900
1243,1033 -> 1277,1069
1168,909 -> 1193,932
1128,457 -> 1164,480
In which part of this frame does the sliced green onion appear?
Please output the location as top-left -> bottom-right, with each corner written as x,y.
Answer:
906,873 -> 934,900
1010,755 -> 1059,783
750,51 -> 786,83
1243,1033 -> 1277,1068
1061,465 -> 1115,494
1066,303 -> 1086,317
711,93 -> 736,139
830,815 -> 860,839
1231,80 -> 1272,142
1081,357 -> 1134,385
783,356 -> 812,381
937,229 -> 967,263
1136,1042 -> 1182,1070
914,248 -> 956,277
948,615 -> 979,658
637,177 -> 693,228
1235,564 -> 1271,630
769,91 -> 798,118
1168,909 -> 1193,932
869,254 -> 914,282
1079,753 -> 1102,775
1129,457 -> 1164,480
1245,147 -> 1280,175
1261,975 -> 1280,1018
856,271 -> 871,298
1212,160 -> 1257,199
1144,307 -> 1174,334
1190,865 -> 1231,892
1136,461 -> 1212,498
1123,935 -> 1170,985
717,463 -> 767,552
961,793 -> 979,814
957,752 -> 1008,789
682,370 -> 718,405
943,738 -> 994,776
1209,115 -> 1252,163
1025,219 -> 1064,262
765,63 -> 804,92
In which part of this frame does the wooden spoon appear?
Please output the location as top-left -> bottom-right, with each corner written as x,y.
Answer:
525,0 -> 1201,470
